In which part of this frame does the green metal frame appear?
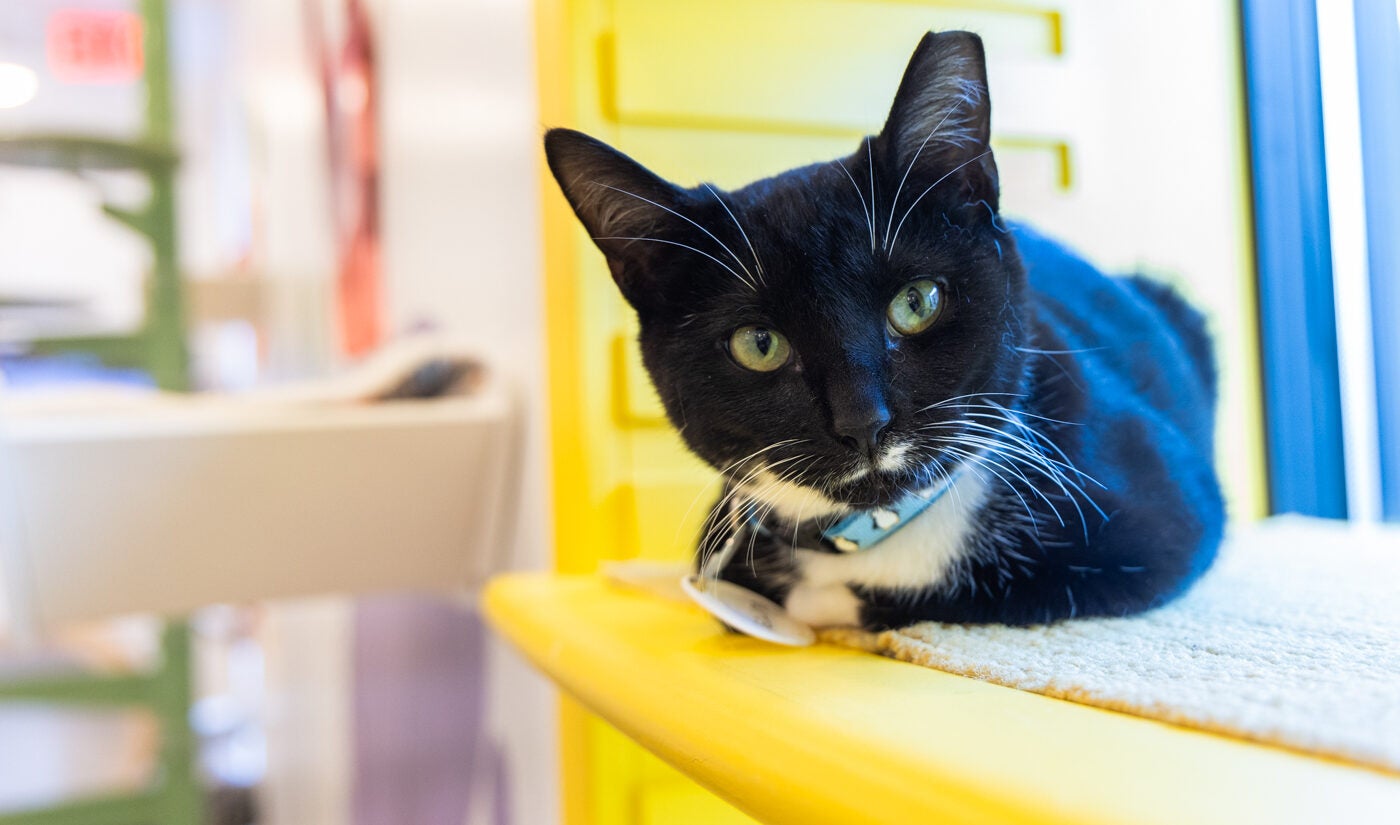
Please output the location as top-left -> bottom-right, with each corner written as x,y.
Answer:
0,1 -> 187,391
0,2 -> 201,822
0,624 -> 200,825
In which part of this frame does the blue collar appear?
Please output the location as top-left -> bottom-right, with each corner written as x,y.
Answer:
745,471 -> 961,553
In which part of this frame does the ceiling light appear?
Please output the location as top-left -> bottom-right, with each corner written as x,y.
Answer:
0,63 -> 38,109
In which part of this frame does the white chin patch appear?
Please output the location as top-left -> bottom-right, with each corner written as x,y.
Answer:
838,441 -> 914,486
876,441 -> 913,473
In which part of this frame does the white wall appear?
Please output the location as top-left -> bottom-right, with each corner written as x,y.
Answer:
374,1 -> 557,824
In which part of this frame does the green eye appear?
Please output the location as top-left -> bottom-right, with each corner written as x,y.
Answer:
887,279 -> 943,336
729,325 -> 791,372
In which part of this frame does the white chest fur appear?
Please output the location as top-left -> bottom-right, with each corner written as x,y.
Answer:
781,471 -> 990,627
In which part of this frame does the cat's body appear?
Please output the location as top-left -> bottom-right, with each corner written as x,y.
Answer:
545,31 -> 1224,630
712,223 -> 1222,628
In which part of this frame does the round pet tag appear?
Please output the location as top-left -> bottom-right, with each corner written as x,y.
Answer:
681,574 -> 816,647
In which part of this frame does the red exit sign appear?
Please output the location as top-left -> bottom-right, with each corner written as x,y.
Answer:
46,9 -> 144,83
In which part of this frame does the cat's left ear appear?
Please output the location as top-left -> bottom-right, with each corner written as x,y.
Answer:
878,31 -> 999,213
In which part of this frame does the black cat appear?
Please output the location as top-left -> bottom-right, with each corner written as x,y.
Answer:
544,31 -> 1224,630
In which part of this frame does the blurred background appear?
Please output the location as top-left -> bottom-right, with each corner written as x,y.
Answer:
0,0 -> 1394,824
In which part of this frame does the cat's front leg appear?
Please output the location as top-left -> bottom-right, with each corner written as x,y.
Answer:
783,549 -> 866,628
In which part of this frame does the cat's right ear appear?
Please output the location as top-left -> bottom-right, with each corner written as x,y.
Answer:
877,31 -> 999,213
544,128 -> 687,306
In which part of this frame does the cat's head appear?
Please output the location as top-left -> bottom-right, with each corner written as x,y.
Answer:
544,31 -> 1029,515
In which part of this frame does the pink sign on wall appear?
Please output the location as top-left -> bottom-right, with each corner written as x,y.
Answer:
46,9 -> 144,84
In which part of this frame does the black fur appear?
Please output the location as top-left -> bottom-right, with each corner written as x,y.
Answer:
544,31 -> 1224,629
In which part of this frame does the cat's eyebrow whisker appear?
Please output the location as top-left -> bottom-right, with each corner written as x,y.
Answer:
832,159 -> 876,253
883,106 -> 959,250
592,182 -> 759,290
594,235 -> 754,290
866,137 -> 879,248
703,184 -> 767,287
888,148 -> 995,255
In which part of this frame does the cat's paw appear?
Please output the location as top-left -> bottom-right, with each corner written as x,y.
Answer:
784,582 -> 862,627
785,549 -> 862,627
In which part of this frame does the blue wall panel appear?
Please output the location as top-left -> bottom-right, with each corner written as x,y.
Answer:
1239,0 -> 1348,517
1354,0 -> 1400,521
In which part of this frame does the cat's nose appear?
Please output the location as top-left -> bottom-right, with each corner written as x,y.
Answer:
834,407 -> 891,461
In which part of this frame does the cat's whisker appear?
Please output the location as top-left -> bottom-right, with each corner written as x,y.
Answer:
917,399 -> 1106,497
674,476 -> 724,548
698,452 -> 810,576
761,456 -> 817,560
934,438 -> 1042,501
703,183 -> 767,287
688,440 -> 789,559
591,182 -> 759,290
790,470 -> 813,546
985,400 -> 1107,490
933,442 -> 1046,527
923,416 -> 1105,538
952,420 -> 1091,482
916,391 -> 1026,414
914,454 -> 971,524
594,235 -> 753,290
866,137 -> 879,249
932,399 -> 1072,427
916,417 -> 1082,512
920,417 -> 1103,517
1015,346 -> 1106,356
721,438 -> 808,478
953,409 -> 1108,495
697,453 -> 792,577
832,159 -> 876,253
888,148 -> 994,255
883,106 -> 959,249
943,432 -> 1080,510
739,455 -> 818,574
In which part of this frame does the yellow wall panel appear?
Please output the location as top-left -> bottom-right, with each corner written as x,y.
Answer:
611,0 -> 1062,133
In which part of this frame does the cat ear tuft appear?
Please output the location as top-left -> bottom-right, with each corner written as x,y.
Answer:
543,128 -> 693,306
544,129 -> 684,247
879,31 -> 999,210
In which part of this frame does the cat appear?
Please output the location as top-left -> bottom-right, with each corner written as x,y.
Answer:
543,30 -> 1224,630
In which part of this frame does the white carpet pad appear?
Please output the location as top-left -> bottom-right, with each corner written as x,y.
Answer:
823,516 -> 1400,775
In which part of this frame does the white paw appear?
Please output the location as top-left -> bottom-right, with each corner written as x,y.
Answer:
784,581 -> 862,627
793,547 -> 842,588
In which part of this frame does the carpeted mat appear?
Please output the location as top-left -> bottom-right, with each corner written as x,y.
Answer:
821,516 -> 1400,775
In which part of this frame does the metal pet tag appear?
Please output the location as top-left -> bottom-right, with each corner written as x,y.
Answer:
681,574 -> 816,647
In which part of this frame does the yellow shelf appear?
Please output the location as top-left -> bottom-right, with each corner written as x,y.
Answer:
485,572 -> 1400,825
